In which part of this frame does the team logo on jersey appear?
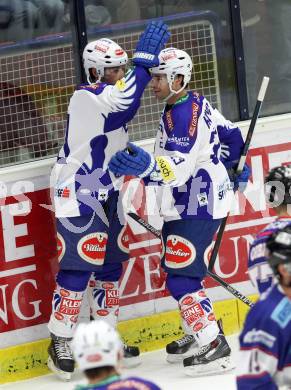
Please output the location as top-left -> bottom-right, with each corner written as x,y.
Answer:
155,156 -> 176,183
117,226 -> 129,253
197,192 -> 208,206
57,233 -> 66,262
165,235 -> 196,268
243,329 -> 275,348
77,232 -> 108,265
55,187 -> 70,198
271,297 -> 291,328
97,189 -> 109,201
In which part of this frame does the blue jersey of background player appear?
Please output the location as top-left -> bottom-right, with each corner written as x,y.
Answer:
248,165 -> 291,295
47,21 -> 170,381
109,47 -> 250,376
237,226 -> 291,390
72,320 -> 161,390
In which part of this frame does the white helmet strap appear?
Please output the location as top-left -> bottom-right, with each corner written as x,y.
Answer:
164,74 -> 186,102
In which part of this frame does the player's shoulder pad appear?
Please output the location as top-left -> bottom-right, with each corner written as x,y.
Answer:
76,82 -> 106,95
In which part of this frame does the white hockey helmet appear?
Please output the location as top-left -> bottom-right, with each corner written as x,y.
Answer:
83,38 -> 128,83
150,48 -> 193,94
71,320 -> 123,370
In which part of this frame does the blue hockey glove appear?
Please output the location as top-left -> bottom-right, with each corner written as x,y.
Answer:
133,21 -> 170,68
228,163 -> 251,192
109,142 -> 156,178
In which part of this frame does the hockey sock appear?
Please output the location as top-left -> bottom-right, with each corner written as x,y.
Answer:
179,290 -> 219,347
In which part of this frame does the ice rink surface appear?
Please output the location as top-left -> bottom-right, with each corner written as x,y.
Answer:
0,335 -> 239,390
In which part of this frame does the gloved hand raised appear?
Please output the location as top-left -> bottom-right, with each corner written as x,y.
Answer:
109,142 -> 156,178
228,163 -> 251,192
133,20 -> 170,68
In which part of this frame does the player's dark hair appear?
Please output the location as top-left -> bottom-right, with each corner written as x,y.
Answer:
84,366 -> 115,380
266,226 -> 291,280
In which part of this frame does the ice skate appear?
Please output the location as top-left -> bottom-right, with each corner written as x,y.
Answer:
166,334 -> 199,363
47,334 -> 74,381
183,332 -> 234,377
122,343 -> 141,368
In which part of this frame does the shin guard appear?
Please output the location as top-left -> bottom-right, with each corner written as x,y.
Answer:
179,289 -> 219,347
48,283 -> 84,338
88,278 -> 119,328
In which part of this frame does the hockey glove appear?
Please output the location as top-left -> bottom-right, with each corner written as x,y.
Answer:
109,142 -> 156,178
133,21 -> 170,68
228,163 -> 251,192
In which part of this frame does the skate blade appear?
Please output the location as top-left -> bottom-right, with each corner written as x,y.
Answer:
47,356 -> 72,381
184,356 -> 235,377
122,355 -> 142,368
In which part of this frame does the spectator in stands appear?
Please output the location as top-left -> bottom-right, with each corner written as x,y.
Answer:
0,83 -> 57,164
106,0 -> 140,23
31,0 -> 65,36
0,0 -> 38,43
63,0 -> 111,28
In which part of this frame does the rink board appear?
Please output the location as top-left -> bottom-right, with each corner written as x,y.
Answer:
0,294 -> 258,384
0,114 -> 291,383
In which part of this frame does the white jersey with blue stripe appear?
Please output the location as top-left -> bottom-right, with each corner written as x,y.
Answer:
148,92 -> 244,221
53,66 -> 151,217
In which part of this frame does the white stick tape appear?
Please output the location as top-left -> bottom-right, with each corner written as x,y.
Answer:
258,76 -> 270,102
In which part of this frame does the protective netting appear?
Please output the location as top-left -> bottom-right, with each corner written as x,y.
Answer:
0,18 -> 220,167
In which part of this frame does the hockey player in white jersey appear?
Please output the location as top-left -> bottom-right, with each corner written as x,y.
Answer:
71,320 -> 161,390
237,225 -> 291,389
47,21 -> 170,380
248,164 -> 291,295
109,48 -> 250,376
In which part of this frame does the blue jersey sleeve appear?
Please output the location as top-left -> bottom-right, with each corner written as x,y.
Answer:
237,286 -> 291,389
212,108 -> 244,169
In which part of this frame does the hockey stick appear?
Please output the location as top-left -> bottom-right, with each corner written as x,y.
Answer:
127,211 -> 254,307
207,76 -> 270,272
